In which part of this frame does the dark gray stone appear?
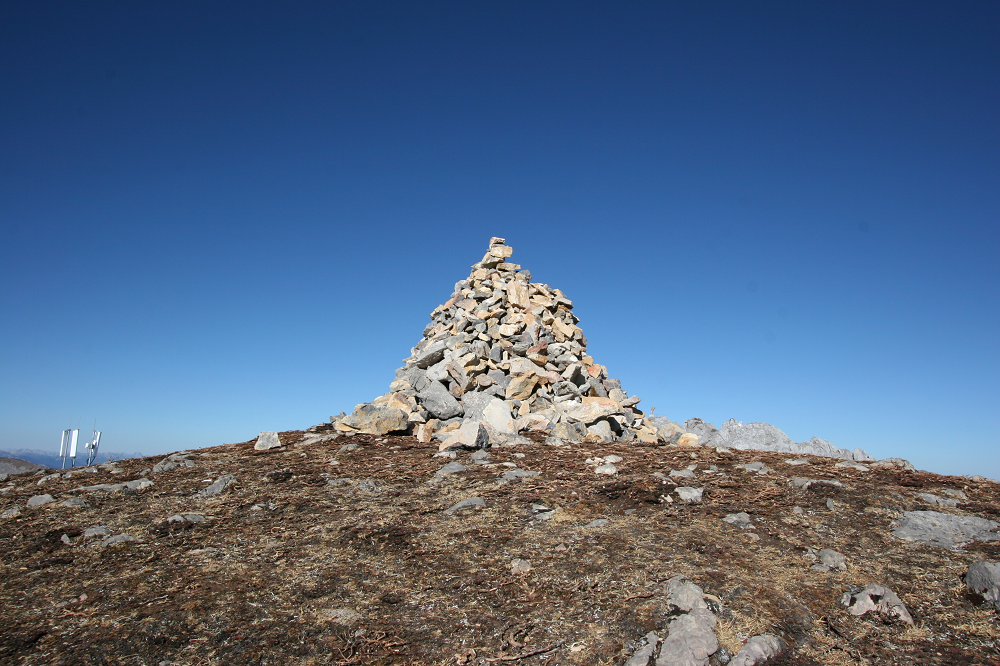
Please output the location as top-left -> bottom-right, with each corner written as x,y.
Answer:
681,418 -> 718,448
102,533 -> 140,548
435,462 -> 468,476
418,381 -> 464,420
624,631 -> 660,666
966,560 -> 1000,610
83,525 -> 111,539
413,340 -> 448,368
195,474 -> 236,498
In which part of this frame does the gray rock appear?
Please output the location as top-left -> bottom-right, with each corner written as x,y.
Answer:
37,473 -> 61,485
102,533 -> 141,548
729,634 -> 787,666
712,419 -> 859,460
675,487 -> 704,503
326,477 -> 352,487
418,381 -> 464,420
789,477 -> 843,490
584,519 -> 608,528
918,492 -> 960,508
425,359 -> 449,382
435,462 -> 468,476
870,457 -> 915,471
835,461 -> 870,472
735,462 -> 771,474
595,463 -> 618,475
842,583 -> 914,624
893,510 -> 1000,549
469,449 -> 491,462
669,469 -> 697,479
966,560 -> 1000,610
624,632 -> 660,666
853,448 -> 876,462
124,479 -> 153,492
683,418 -> 718,447
254,431 -> 282,451
26,494 -> 55,508
655,609 -> 718,666
817,548 -> 846,571
439,420 -> 490,450
445,497 -> 486,513
785,458 -> 811,466
498,469 -> 539,482
664,577 -> 709,613
152,460 -> 179,473
551,421 -> 587,442
338,443 -> 360,454
296,433 -> 340,447
723,512 -> 753,529
60,497 -> 88,507
83,525 -> 110,539
460,392 -> 495,422
1,507 -> 21,519
586,420 -> 614,443
195,474 -> 237,498
413,340 -> 448,368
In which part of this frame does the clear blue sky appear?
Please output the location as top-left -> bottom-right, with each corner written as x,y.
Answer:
1,2 -> 997,478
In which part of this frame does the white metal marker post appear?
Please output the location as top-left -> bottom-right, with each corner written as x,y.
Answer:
68,429 -> 79,467
59,430 -> 72,469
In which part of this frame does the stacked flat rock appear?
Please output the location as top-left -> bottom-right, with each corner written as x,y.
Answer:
334,237 -> 661,447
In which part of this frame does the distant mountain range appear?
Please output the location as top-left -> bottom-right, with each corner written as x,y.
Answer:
0,448 -> 145,471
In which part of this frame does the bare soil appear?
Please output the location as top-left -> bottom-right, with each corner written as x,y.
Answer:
1,428 -> 998,665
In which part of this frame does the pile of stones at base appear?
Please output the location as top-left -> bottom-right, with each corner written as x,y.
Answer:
333,237 -> 689,450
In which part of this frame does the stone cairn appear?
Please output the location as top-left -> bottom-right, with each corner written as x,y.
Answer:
333,237 -> 684,449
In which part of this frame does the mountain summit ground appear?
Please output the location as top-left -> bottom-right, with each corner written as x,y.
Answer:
1,429 -> 998,665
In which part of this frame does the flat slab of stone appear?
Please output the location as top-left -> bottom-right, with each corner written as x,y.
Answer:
893,510 -> 1000,549
195,474 -> 236,498
26,494 -> 55,508
445,497 -> 486,513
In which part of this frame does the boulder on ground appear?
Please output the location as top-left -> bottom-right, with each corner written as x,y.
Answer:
842,583 -> 914,625
966,560 -> 1000,610
254,431 -> 281,451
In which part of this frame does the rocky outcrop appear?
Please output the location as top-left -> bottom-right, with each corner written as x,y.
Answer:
686,418 -> 875,461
